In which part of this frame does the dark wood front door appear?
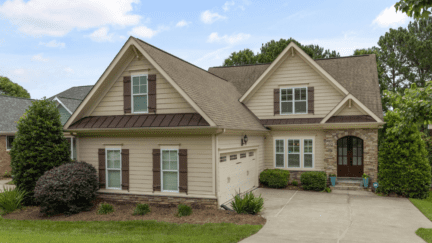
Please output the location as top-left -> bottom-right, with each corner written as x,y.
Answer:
337,136 -> 363,177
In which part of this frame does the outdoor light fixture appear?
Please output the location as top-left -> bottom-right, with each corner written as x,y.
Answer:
241,135 -> 248,146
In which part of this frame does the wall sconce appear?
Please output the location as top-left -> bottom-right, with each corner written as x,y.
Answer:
241,135 -> 248,146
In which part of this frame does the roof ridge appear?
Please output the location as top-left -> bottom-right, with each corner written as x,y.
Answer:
314,54 -> 371,61
133,37 -> 229,82
209,63 -> 272,69
56,96 -> 84,101
0,94 -> 35,101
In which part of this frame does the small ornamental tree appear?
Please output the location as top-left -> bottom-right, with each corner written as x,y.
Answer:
10,98 -> 70,205
378,111 -> 431,199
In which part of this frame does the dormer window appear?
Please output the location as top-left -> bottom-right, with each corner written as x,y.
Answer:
132,74 -> 148,113
280,87 -> 307,114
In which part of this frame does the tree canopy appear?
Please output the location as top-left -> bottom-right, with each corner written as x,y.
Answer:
0,76 -> 31,98
395,0 -> 432,19
222,38 -> 340,66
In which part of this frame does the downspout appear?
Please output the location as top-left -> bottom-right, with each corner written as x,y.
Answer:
214,128 -> 225,208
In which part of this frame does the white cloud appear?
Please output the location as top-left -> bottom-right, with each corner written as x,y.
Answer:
373,5 -> 409,27
32,53 -> 49,62
87,27 -> 114,42
222,1 -> 235,11
207,32 -> 251,45
39,40 -> 65,48
64,67 -> 74,74
0,0 -> 141,37
10,68 -> 26,76
200,10 -> 227,24
128,26 -> 159,39
176,20 -> 191,27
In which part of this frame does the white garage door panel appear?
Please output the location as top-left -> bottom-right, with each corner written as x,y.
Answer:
219,150 -> 256,205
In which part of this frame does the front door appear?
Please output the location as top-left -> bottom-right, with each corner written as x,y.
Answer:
337,136 -> 363,177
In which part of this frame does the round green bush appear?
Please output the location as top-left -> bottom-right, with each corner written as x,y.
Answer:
259,169 -> 290,188
300,171 -> 327,191
291,180 -> 299,186
177,204 -> 192,217
378,111 -> 431,199
133,203 -> 151,215
34,161 -> 99,215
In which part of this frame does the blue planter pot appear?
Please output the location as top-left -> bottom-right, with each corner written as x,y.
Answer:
330,177 -> 336,187
363,178 -> 369,188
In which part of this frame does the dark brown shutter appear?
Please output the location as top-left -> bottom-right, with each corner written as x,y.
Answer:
124,76 -> 131,114
121,149 -> 129,191
152,149 -> 161,192
179,149 -> 188,194
308,87 -> 314,114
274,89 -> 280,115
98,149 -> 106,188
148,74 -> 157,113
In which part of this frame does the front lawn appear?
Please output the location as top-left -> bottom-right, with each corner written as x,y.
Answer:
410,191 -> 432,242
0,217 -> 262,243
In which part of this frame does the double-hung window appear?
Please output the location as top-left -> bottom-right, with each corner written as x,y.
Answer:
161,149 -> 179,192
304,139 -> 313,168
6,136 -> 14,150
288,139 -> 301,168
132,74 -> 148,113
275,138 -> 314,169
280,87 -> 307,114
275,139 -> 285,168
106,149 -> 122,189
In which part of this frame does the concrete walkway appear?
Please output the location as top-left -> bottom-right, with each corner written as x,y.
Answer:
241,188 -> 432,243
0,179 -> 16,192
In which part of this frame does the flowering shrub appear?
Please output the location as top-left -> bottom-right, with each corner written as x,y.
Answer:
34,161 -> 98,215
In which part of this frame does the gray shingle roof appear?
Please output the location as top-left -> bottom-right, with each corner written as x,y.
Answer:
0,95 -> 34,132
134,37 -> 267,131
208,55 -> 383,120
50,86 -> 93,113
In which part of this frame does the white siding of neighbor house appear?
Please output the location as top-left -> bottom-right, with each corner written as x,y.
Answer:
264,129 -> 325,171
78,135 -> 214,196
245,54 -> 344,119
91,57 -> 196,116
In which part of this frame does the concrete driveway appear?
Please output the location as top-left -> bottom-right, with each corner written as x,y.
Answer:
241,188 -> 432,243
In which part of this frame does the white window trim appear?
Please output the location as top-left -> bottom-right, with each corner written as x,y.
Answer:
274,139 -> 285,168
131,74 -> 149,114
303,139 -> 314,169
65,136 -> 76,160
6,135 -> 14,151
105,148 -> 122,190
161,149 -> 179,193
280,87 -> 308,115
273,137 -> 315,169
287,139 -> 301,168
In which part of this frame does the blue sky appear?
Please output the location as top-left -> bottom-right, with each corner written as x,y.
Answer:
0,0 -> 412,99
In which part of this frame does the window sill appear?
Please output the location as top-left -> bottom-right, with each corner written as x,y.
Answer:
274,168 -> 320,171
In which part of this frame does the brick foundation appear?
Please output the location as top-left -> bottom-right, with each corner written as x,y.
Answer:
323,129 -> 378,186
97,192 -> 218,209
0,136 -> 12,176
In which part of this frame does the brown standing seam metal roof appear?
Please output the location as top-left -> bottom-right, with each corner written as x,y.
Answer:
208,55 -> 383,121
326,115 -> 375,123
260,115 -> 375,125
68,113 -> 210,129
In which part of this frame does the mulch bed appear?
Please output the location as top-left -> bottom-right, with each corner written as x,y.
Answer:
3,199 -> 266,225
259,183 -> 304,191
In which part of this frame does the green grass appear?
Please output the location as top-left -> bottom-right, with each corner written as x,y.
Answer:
0,217 -> 262,243
410,191 -> 432,242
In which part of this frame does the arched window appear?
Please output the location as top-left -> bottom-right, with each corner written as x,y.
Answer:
337,136 -> 363,177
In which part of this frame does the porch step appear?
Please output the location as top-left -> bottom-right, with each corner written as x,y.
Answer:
331,185 -> 367,191
330,177 -> 365,190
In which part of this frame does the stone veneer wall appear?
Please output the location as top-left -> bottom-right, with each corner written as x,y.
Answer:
323,129 -> 378,185
0,136 -> 12,176
97,192 -> 218,209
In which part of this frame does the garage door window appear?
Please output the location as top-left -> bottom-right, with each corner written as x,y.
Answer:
161,149 -> 179,192
275,139 -> 285,168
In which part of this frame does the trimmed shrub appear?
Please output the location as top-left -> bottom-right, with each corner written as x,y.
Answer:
177,204 -> 192,217
0,187 -> 27,213
10,98 -> 70,205
98,203 -> 114,215
231,191 -> 264,215
133,204 -> 151,216
34,161 -> 99,216
378,111 -> 431,199
259,169 -> 290,188
291,180 -> 298,186
301,171 -> 327,191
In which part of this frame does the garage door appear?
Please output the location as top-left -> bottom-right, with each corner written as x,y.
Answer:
219,150 -> 257,205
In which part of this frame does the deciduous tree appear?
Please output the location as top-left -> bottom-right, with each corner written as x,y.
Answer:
0,76 -> 30,98
395,0 -> 432,19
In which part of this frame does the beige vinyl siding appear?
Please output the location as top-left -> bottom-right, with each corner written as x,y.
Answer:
91,57 -> 196,116
264,130 -> 325,171
245,54 -> 344,119
335,102 -> 366,116
78,135 -> 214,196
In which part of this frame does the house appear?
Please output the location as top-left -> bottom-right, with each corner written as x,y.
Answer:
63,37 -> 383,208
0,86 -> 92,175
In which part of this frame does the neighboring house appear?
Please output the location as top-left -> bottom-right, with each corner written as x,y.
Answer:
0,86 -> 92,175
63,37 -> 383,208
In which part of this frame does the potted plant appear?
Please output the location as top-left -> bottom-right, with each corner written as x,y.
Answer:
329,174 -> 337,187
362,173 -> 369,188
